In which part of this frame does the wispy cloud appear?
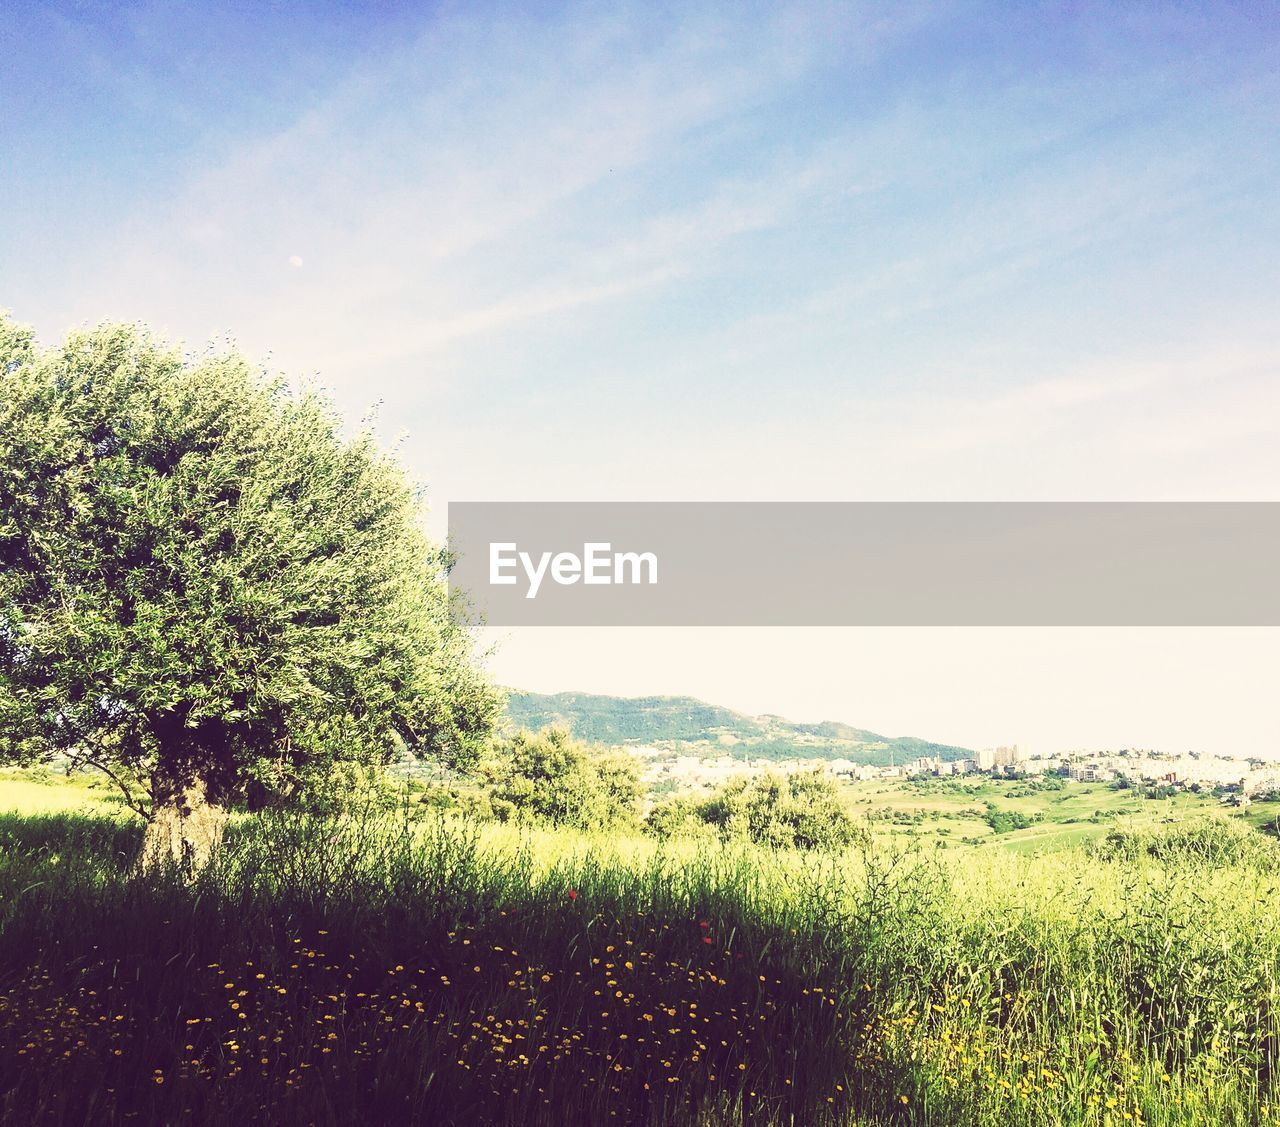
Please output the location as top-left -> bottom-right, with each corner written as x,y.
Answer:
9,0 -> 1279,503
6,1 -> 1279,751
33,6 -> 969,394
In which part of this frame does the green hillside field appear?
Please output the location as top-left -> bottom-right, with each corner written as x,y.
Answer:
840,775 -> 1240,853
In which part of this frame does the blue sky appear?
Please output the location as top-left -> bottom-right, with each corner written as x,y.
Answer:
3,2 -> 1278,752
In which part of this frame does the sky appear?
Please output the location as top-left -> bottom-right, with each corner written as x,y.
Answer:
2,1 -> 1278,755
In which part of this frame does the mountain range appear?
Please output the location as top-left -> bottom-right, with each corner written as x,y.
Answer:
503,690 -> 973,767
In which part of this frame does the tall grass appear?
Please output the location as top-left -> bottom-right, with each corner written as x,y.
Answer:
1,809 -> 1277,1124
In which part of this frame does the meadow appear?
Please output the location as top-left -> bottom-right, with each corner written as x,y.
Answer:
1,771 -> 1278,1125
839,775 -> 1246,853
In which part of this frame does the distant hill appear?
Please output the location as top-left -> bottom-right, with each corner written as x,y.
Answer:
503,690 -> 973,767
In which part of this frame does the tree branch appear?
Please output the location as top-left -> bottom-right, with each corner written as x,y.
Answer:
70,750 -> 151,820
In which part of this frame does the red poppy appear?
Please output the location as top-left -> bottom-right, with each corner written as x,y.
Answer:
567,889 -> 578,901
702,936 -> 713,945
699,921 -> 710,930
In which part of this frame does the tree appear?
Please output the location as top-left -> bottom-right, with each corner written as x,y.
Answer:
643,792 -> 716,840
487,727 -> 640,830
0,315 -> 500,870
648,768 -> 861,850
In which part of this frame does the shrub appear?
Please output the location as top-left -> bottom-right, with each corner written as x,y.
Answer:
1091,816 -> 1280,868
648,769 -> 862,850
487,727 -> 640,831
249,760 -> 406,818
982,805 -> 1034,834
644,793 -> 717,841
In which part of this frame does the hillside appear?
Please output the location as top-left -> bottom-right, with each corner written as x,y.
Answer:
503,690 -> 973,766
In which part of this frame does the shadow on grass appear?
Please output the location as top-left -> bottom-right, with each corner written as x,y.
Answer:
0,811 -> 949,1126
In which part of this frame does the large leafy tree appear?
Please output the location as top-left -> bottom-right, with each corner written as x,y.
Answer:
0,315 -> 499,868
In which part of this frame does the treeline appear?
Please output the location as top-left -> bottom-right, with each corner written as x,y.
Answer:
405,728 -> 861,851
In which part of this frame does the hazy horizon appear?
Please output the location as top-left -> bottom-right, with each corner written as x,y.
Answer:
484,626 -> 1279,760
501,670 -> 1280,763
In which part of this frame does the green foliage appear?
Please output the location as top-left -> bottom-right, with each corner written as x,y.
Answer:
1002,773 -> 1065,797
4,806 -> 1280,1124
643,793 -> 718,841
982,805 -> 1035,833
903,775 -> 973,796
1091,816 -> 1280,868
649,769 -> 862,850
0,315 -> 499,814
273,760 -> 408,817
487,727 -> 641,830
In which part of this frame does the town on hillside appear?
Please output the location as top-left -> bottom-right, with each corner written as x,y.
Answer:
639,744 -> 1280,804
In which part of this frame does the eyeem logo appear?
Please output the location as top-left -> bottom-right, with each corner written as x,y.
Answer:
452,501 -> 1280,626
489,542 -> 659,599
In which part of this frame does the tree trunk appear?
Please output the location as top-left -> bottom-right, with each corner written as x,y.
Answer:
140,708 -> 232,877
139,774 -> 228,875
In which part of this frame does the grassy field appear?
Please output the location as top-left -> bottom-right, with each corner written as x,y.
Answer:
1,770 -> 1279,1125
842,776 -> 1228,853
0,771 -> 124,817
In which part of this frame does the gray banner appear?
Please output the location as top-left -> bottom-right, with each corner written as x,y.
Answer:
447,502 -> 1280,626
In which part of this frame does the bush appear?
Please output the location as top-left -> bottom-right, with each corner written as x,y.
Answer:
246,759 -> 406,818
982,805 -> 1034,834
1091,817 -> 1280,868
643,793 -> 718,841
648,769 -> 862,850
1003,774 -> 1064,797
487,728 -> 640,831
